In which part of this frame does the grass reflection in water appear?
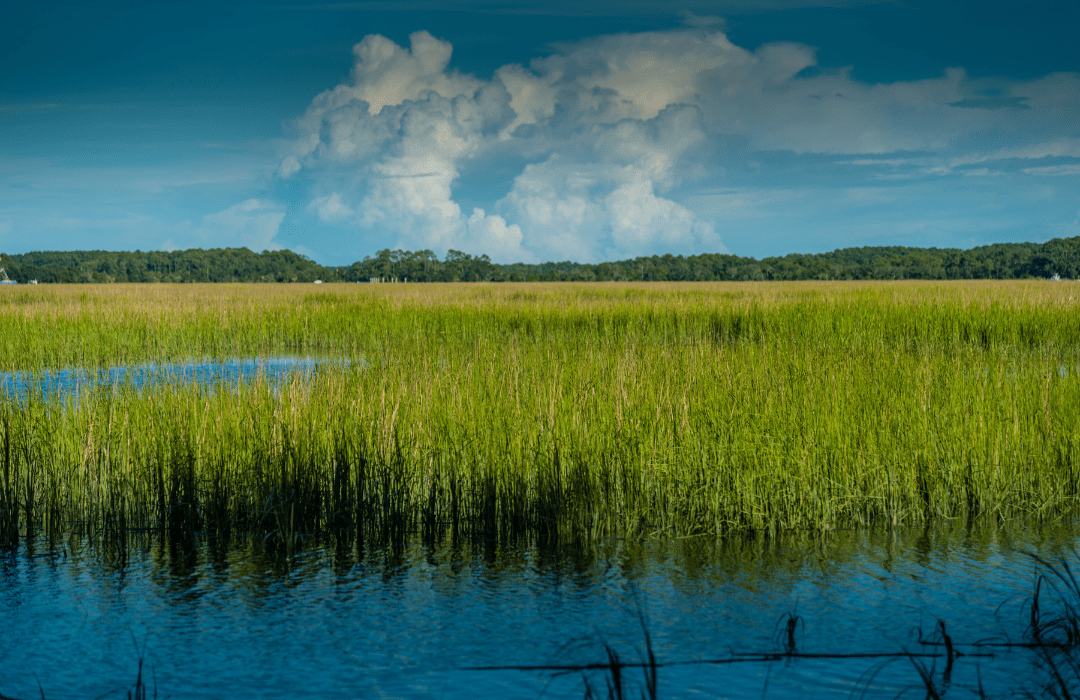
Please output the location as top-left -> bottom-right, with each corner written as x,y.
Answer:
3,533 -> 1080,699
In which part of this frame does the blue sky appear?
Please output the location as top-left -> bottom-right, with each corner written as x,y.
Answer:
1,0 -> 1078,265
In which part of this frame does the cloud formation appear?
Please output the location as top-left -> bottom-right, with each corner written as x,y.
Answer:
280,26 -> 1080,262
175,199 -> 286,253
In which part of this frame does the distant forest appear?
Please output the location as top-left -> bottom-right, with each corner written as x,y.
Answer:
2,237 -> 1080,284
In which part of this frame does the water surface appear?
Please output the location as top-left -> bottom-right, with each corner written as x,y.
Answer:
2,522 -> 1078,699
0,356 -> 330,403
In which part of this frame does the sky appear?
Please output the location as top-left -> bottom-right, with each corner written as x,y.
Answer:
1,0 -> 1078,265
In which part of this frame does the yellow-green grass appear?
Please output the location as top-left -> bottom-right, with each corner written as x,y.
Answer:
1,281 -> 1078,547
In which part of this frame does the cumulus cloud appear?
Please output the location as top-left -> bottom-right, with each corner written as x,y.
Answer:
181,199 -> 286,252
310,192 -> 354,223
500,152 -> 720,261
280,26 -> 1080,262
349,31 -> 482,116
464,208 -> 531,262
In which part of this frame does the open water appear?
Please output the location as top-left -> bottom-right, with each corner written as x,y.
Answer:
0,357 -> 328,404
2,523 -> 1079,699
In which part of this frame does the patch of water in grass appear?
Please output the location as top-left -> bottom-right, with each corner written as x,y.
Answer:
0,356 -> 343,403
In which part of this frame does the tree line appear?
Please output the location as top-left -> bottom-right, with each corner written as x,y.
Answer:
2,237 -> 1079,284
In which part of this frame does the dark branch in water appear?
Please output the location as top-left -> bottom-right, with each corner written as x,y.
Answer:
468,552 -> 1080,700
464,648 -> 993,672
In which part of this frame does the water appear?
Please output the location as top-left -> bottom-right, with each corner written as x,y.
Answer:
3,523 -> 1078,699
0,357 -> 331,403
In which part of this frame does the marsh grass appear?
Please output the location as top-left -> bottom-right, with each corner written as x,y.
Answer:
0,281 -> 1078,547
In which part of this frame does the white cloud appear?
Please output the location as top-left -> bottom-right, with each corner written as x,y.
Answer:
493,63 -> 560,136
837,158 -> 920,166
527,30 -> 747,123
499,159 -> 609,262
606,174 -> 719,252
464,208 -> 532,262
279,25 -> 1080,261
500,154 -> 722,261
292,244 -> 318,260
282,29 -> 724,262
348,31 -> 482,116
187,199 -> 286,252
310,192 -> 354,222
1022,164 -> 1080,176
948,137 -> 1080,169
278,155 -> 301,179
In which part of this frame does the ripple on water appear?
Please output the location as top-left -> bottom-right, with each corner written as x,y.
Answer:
1,522 -> 1079,698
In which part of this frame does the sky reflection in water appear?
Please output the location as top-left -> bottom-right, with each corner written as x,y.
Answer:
0,357 -> 334,403
2,522 -> 1079,699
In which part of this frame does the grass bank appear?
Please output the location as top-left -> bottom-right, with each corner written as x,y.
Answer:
1,281 -> 1078,546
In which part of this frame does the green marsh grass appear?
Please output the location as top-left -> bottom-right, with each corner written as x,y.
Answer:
1,281 -> 1078,547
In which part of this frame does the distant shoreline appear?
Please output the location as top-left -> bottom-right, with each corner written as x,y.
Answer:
2,236 -> 1078,283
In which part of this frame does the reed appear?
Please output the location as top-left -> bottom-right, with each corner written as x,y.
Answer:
0,281 -> 1078,546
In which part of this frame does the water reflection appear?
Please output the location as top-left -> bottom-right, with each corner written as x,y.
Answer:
1,521 -> 1078,698
0,356 -> 335,403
